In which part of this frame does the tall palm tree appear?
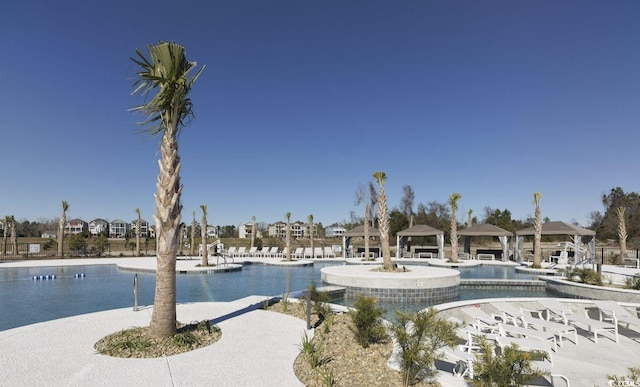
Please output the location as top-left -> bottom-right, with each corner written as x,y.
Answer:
200,205 -> 208,267
364,204 -> 371,260
190,211 -> 197,257
10,216 -> 17,256
135,208 -> 142,257
131,41 -> 204,338
285,212 -> 292,261
617,206 -> 627,258
57,200 -> 69,257
308,214 -> 314,255
533,192 -> 543,268
373,171 -> 392,270
449,193 -> 462,262
2,215 -> 9,256
251,216 -> 256,249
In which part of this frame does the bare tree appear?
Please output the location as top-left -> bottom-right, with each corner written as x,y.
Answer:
400,184 -> 415,219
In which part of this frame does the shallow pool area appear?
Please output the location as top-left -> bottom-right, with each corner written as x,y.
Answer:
0,262 -> 548,331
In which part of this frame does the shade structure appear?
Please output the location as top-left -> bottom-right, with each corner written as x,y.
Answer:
396,224 -> 445,259
342,225 -> 380,258
515,221 -> 596,262
458,223 -> 514,261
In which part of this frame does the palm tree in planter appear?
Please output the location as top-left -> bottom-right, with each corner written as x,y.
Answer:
373,171 -> 392,271
131,41 -> 204,338
10,216 -> 17,256
617,206 -> 628,259
57,200 -> 69,257
285,212 -> 292,261
135,208 -> 142,257
200,205 -> 208,267
2,215 -> 9,256
532,192 -> 543,268
308,214 -> 314,256
449,193 -> 462,263
251,215 -> 256,249
190,211 -> 197,257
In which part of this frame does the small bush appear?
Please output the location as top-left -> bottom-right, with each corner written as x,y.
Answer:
300,332 -> 323,368
349,294 -> 387,348
389,308 -> 459,386
625,275 -> 640,290
609,366 -> 640,385
469,336 -> 549,387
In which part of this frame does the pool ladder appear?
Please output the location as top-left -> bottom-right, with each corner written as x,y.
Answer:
133,274 -> 139,311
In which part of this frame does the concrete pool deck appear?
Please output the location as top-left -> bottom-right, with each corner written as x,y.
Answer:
3,258 -> 640,386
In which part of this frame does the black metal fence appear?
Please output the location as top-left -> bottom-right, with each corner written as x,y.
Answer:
0,242 -> 157,260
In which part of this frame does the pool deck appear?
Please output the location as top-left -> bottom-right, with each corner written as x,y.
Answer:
3,257 -> 640,386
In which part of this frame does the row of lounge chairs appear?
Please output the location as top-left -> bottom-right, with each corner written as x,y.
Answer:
224,246 -> 337,259
448,299 -> 640,385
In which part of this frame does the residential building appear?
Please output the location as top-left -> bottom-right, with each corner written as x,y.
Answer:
65,219 -> 88,235
88,218 -> 109,236
325,226 -> 346,238
206,225 -> 219,239
268,221 -> 304,239
130,218 -> 150,238
239,222 -> 262,239
109,219 -> 129,238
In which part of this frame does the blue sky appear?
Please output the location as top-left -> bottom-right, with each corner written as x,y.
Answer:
2,1 -> 639,228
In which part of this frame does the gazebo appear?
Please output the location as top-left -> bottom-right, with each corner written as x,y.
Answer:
342,225 -> 381,258
458,223 -> 513,261
515,221 -> 596,263
396,224 -> 445,259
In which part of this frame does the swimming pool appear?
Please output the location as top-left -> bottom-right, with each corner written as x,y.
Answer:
0,262 -> 546,331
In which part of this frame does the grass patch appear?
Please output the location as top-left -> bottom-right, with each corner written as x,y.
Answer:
95,320 -> 221,358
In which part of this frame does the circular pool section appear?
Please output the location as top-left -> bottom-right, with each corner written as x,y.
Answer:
321,265 -> 460,303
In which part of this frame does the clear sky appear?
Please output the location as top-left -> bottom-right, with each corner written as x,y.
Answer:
2,1 -> 639,228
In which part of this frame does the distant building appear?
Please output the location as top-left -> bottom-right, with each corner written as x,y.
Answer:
239,222 -> 262,239
130,218 -> 150,238
109,219 -> 129,238
65,219 -> 88,235
325,226 -> 346,238
268,221 -> 304,239
89,218 -> 109,236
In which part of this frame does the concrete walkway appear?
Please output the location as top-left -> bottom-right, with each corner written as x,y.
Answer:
0,297 -> 312,387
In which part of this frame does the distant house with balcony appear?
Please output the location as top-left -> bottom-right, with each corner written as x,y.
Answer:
89,218 -> 109,236
268,221 -> 304,239
109,219 -> 129,238
239,222 -> 262,239
325,226 -> 346,238
65,219 -> 88,235
130,218 -> 150,238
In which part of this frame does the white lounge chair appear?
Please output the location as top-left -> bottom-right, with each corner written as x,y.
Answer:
492,301 -> 578,347
292,247 -> 304,259
313,247 -> 324,258
268,247 -> 279,258
247,247 -> 258,257
234,246 -> 247,257
593,300 -> 640,332
323,246 -> 336,258
226,246 -> 237,258
303,247 -> 313,258
538,299 -> 619,343
258,247 -> 270,257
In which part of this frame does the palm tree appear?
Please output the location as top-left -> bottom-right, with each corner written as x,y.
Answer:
57,200 -> 69,257
2,215 -> 9,256
200,205 -> 208,267
251,216 -> 256,249
10,216 -> 17,256
308,214 -> 314,255
617,206 -> 627,258
449,193 -> 462,262
190,211 -> 197,257
131,41 -> 204,338
373,171 -> 392,271
467,209 -> 473,228
355,185 -> 371,260
533,192 -> 543,268
285,212 -> 292,261
135,208 -> 142,257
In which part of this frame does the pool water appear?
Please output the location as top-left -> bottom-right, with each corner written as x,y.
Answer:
0,262 -> 546,331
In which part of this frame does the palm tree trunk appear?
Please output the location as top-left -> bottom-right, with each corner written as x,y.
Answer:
150,124 -> 181,338
533,193 -> 542,268
376,182 -> 392,270
364,204 -> 370,260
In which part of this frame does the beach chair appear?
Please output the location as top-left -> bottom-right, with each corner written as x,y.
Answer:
538,299 -> 618,343
313,247 -> 324,258
303,247 -> 313,258
258,247 -> 270,257
234,246 -> 247,257
623,253 -> 639,269
593,300 -> 640,332
268,246 -> 279,258
247,247 -> 258,257
226,246 -> 237,258
293,247 -> 304,259
323,246 -> 336,258
492,301 -> 579,347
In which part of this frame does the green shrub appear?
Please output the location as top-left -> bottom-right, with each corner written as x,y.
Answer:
299,332 -> 323,368
389,308 -> 459,386
469,336 -> 549,387
625,275 -> 640,290
609,366 -> 640,384
349,294 -> 387,348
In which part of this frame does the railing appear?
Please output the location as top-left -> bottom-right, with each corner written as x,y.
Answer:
0,242 -> 157,260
